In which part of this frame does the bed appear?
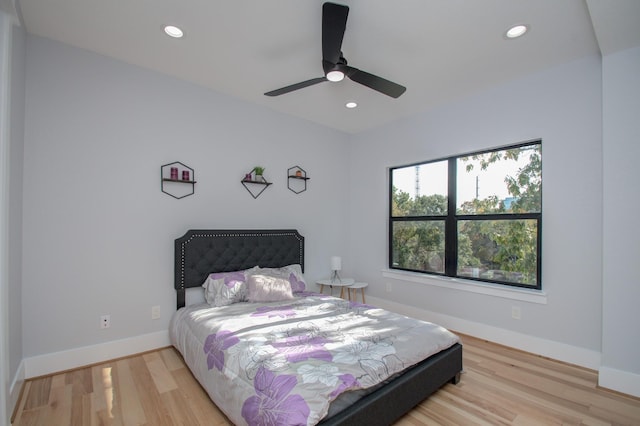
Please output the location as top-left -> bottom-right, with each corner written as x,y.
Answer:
171,229 -> 462,425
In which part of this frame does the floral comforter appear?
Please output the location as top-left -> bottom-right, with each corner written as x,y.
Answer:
170,293 -> 459,426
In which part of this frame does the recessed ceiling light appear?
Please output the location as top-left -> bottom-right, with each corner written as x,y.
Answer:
505,24 -> 528,39
345,101 -> 357,109
164,25 -> 184,38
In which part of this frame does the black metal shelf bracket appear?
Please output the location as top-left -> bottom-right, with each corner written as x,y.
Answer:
287,165 -> 310,194
241,172 -> 272,199
161,161 -> 195,199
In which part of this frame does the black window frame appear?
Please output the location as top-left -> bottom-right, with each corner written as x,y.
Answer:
389,140 -> 542,290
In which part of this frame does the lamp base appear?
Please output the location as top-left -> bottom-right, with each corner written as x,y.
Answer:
331,270 -> 341,283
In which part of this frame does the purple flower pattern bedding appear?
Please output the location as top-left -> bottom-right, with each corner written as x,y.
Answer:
170,293 -> 459,426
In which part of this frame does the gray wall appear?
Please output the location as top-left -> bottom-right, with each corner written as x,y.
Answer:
22,35 -> 350,358
347,54 -> 603,356
601,45 -> 640,390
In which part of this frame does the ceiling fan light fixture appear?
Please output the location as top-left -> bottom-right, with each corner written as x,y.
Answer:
263,3 -> 405,98
505,24 -> 528,39
164,25 -> 184,38
326,70 -> 345,82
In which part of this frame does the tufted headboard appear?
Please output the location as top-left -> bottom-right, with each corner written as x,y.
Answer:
174,229 -> 305,309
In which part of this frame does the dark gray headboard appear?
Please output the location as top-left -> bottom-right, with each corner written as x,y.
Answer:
174,229 -> 305,308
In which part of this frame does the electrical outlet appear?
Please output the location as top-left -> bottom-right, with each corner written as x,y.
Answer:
511,306 -> 521,320
151,305 -> 161,320
100,314 -> 111,329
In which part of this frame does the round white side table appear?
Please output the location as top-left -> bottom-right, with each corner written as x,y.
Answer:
347,282 -> 368,303
316,278 -> 355,298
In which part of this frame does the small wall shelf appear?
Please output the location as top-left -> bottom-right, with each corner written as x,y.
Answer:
161,161 -> 196,199
241,172 -> 272,199
287,165 -> 310,194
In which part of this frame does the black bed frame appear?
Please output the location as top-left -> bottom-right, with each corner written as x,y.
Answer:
174,229 -> 462,426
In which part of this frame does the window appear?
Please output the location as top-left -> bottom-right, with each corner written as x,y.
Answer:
389,141 -> 541,289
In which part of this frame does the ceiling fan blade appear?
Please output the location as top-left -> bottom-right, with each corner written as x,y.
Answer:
322,2 -> 349,67
346,66 -> 407,98
264,77 -> 328,97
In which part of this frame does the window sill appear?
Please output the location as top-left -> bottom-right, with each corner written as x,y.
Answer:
381,269 -> 547,304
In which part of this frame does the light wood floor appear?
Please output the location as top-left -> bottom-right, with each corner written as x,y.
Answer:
12,334 -> 640,425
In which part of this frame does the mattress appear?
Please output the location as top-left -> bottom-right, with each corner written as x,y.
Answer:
170,293 -> 459,426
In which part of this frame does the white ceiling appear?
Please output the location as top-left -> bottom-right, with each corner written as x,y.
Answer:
8,0 -> 640,134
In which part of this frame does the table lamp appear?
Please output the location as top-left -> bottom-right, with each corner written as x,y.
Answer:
330,256 -> 342,283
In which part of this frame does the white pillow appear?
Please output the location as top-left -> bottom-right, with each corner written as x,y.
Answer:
256,264 -> 307,293
246,274 -> 295,303
202,267 -> 257,306
185,287 -> 206,306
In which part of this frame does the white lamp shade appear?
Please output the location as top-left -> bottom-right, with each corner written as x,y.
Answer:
331,256 -> 342,271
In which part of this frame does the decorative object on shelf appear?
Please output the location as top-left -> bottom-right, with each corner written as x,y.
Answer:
287,165 -> 310,194
161,161 -> 196,199
330,256 -> 342,283
252,166 -> 265,182
241,168 -> 272,199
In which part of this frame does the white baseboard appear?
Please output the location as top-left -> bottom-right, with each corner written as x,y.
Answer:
366,295 -> 602,370
599,366 -> 640,398
23,330 -> 170,379
9,359 -> 25,419
365,297 -> 640,398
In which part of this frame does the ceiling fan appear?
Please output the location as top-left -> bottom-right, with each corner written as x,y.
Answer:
264,2 -> 406,99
